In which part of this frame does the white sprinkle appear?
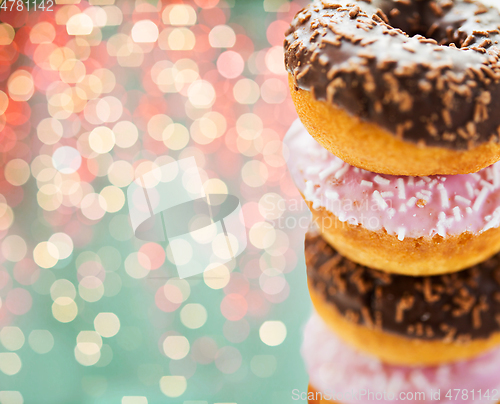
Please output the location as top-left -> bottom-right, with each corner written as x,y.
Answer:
453,206 -> 461,221
360,180 -> 373,188
471,172 -> 481,181
397,227 -> 406,241
353,167 -> 360,173
318,160 -> 343,179
338,211 -> 347,222
421,176 -> 431,182
306,166 -> 322,175
480,179 -> 494,190
483,207 -> 500,232
399,204 -> 407,212
415,180 -> 425,187
381,191 -> 394,198
407,177 -> 414,186
494,167 -> 500,188
416,191 -> 430,201
466,207 -> 473,214
438,211 -> 446,221
428,179 -> 438,189
440,177 -> 446,182
421,189 -> 432,196
454,195 -> 471,206
473,187 -> 489,211
305,180 -> 314,196
372,190 -> 388,210
465,182 -> 474,198
374,175 -> 390,185
387,208 -> 396,219
437,184 -> 449,209
406,197 -> 417,207
335,164 -> 349,179
486,166 -> 494,181
312,199 -> 321,209
397,178 -> 405,200
325,190 -> 339,200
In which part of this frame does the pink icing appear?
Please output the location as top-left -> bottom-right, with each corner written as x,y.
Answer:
302,313 -> 500,404
284,119 -> 500,239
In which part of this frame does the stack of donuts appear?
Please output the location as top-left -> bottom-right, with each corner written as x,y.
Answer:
284,0 -> 500,403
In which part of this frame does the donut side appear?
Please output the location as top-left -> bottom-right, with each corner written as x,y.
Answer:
307,199 -> 500,276
291,77 -> 500,176
305,231 -> 500,366
303,313 -> 500,403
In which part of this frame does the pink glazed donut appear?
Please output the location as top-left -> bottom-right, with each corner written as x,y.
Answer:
302,314 -> 500,404
285,119 -> 500,276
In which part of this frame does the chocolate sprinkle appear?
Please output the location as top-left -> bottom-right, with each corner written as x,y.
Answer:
284,0 -> 500,150
306,231 -> 500,342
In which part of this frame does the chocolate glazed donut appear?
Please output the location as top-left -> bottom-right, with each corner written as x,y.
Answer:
285,0 -> 500,176
306,231 -> 500,365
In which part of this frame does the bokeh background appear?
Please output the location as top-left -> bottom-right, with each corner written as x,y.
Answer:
0,0 -> 313,403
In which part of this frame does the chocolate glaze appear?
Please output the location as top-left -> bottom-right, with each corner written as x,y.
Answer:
306,231 -> 500,342
285,0 -> 500,150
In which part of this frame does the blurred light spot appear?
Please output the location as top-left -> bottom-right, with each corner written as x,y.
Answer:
8,70 -> 34,102
204,264 -> 230,289
264,0 -> 290,12
258,193 -> 285,220
67,13 -> 94,35
0,327 -> 25,351
52,297 -> 78,322
0,353 -> 21,375
49,233 -> 74,260
215,346 -> 241,374
220,294 -> 247,321
79,276 -> 104,302
33,241 -> 59,268
163,336 -> 190,360
160,376 -> 187,398
1,235 -> 27,263
163,123 -> 190,150
249,222 -> 276,249
233,79 -> 260,104
0,91 -> 8,114
132,20 -> 159,43
0,200 -> 14,231
52,146 -> 82,174
261,78 -> 287,104
163,5 -> 197,26
259,268 -> 286,295
209,25 -> 235,48
0,392 -> 23,404
138,243 -> 165,270
113,121 -> 138,148
108,160 -> 134,187
6,289 -> 32,315
166,28 -> 196,51
250,355 -> 277,378
100,186 -> 125,213
237,113 -> 263,140
103,5 -> 123,26
29,330 -> 54,354
50,279 -> 76,301
0,23 -> 15,45
217,51 -> 244,79
259,321 -> 287,346
5,159 -> 30,187
94,312 -> 120,337
89,126 -> 115,154
190,111 -> 226,145
84,6 -> 108,27
80,193 -> 106,221
122,398 -> 147,404
242,160 -> 268,187
188,80 -> 215,109
180,304 -> 207,329
266,46 -> 286,75
125,252 -> 150,279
